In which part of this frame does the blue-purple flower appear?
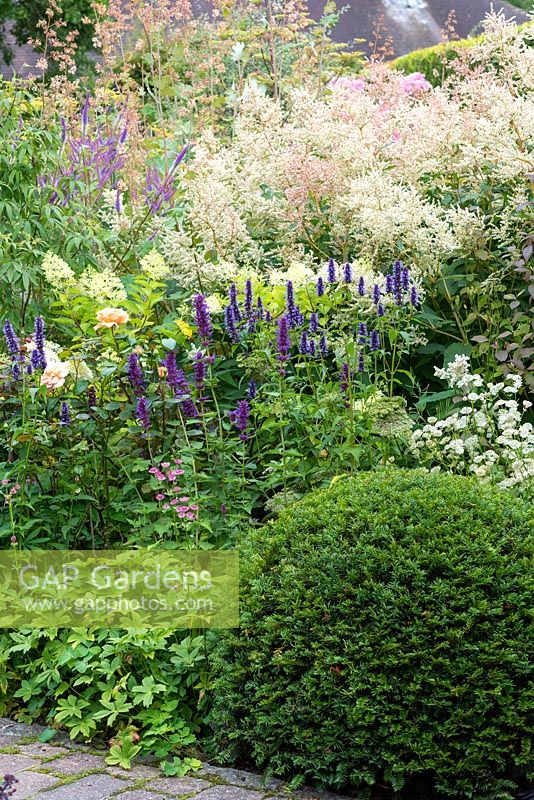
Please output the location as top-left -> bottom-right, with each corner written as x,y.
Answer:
60,402 -> 71,426
343,262 -> 352,283
357,276 -> 365,296
229,400 -> 251,441
316,276 -> 325,297
135,397 -> 151,429
194,294 -> 213,345
370,330 -> 381,351
127,352 -> 146,396
276,316 -> 291,365
327,258 -> 336,283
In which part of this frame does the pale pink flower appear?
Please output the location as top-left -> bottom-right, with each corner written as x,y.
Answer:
94,307 -> 129,330
40,362 -> 70,390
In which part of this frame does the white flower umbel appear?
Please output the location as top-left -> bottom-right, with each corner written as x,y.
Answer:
411,355 -> 534,491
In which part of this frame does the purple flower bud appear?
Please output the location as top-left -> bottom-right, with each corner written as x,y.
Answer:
319,335 -> 328,356
358,322 -> 368,344
401,266 -> 410,291
276,315 -> 291,363
358,349 -> 365,373
128,352 -> 146,396
327,258 -> 336,283
26,363 -> 33,375
377,302 -> 386,317
410,285 -> 419,308
247,380 -> 257,400
385,274 -> 394,294
172,144 -> 188,169
228,283 -> 241,321
357,276 -> 365,296
60,402 -> 71,426
87,386 -> 97,408
194,294 -> 213,345
308,338 -> 316,356
370,330 -> 381,351
309,312 -> 319,334
265,310 -> 272,323
119,126 -> 128,145
33,316 -> 45,351
299,331 -> 309,355
256,296 -> 264,321
343,262 -> 352,283
316,276 -> 325,297
135,396 -> 151,429
371,284 -> 381,304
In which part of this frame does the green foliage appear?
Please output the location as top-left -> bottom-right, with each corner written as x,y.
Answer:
209,469 -> 534,799
391,22 -> 534,86
0,627 -> 211,771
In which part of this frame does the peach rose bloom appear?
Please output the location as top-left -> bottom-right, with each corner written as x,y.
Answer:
94,307 -> 129,330
40,362 -> 70,390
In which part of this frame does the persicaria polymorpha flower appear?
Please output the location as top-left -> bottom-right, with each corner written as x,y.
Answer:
276,315 -> 291,364
358,277 -> 365,296
135,396 -> 151,429
343,262 -> 352,283
316,276 -> 325,297
309,312 -> 319,334
60,402 -> 71,426
127,352 -> 146,396
229,400 -> 251,441
194,294 -> 213,345
370,330 -> 381,351
327,259 -> 336,283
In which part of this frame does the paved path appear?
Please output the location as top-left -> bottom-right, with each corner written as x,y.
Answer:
0,719 -> 356,800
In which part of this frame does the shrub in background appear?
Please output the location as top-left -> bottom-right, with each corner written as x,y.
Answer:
209,469 -> 534,799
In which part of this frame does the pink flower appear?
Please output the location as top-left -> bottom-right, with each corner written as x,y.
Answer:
186,512 -> 196,520
94,307 -> 129,330
163,503 -> 170,510
179,496 -> 190,502
40,362 -> 70,390
148,467 -> 159,474
161,462 -> 170,468
170,498 -> 179,505
190,504 -> 198,511
1,479 -> 9,486
328,76 -> 366,93
174,458 -> 183,464
401,72 -> 431,97
155,493 -> 165,501
155,471 -> 166,481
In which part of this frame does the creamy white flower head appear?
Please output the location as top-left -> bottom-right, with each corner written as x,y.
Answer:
42,252 -> 76,291
140,251 -> 169,280
78,268 -> 127,305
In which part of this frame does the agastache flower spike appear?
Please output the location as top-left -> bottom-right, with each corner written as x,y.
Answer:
247,380 -> 257,400
136,397 -> 151,430
224,305 -> 239,343
276,315 -> 291,366
256,296 -> 264,321
81,92 -> 90,131
228,283 -> 241,321
87,386 -> 97,408
358,276 -> 365,296
377,302 -> 386,317
309,312 -> 319,334
385,274 -> 394,294
128,353 -> 146,396
372,284 -> 381,304
299,331 -> 309,355
316,276 -> 325,297
308,338 -> 316,356
358,349 -> 365,373
401,265 -> 410,291
244,279 -> 253,317
410,285 -> 420,308
3,321 -> 20,358
319,335 -> 328,356
194,294 -> 213,345
358,322 -> 368,344
229,400 -> 251,441
343,262 -> 352,283
340,362 -> 350,394
370,330 -> 381,351
327,258 -> 336,283
60,402 -> 71,426
193,352 -> 207,395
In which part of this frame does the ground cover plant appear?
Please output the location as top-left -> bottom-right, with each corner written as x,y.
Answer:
0,1 -> 532,797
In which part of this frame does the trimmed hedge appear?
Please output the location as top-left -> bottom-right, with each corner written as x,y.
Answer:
209,469 -> 534,799
391,22 -> 534,86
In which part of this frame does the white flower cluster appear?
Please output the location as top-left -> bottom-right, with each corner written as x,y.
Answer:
411,355 -> 534,491
41,253 -> 127,305
140,250 -> 169,280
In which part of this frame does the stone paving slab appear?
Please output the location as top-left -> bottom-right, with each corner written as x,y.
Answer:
0,718 -> 358,800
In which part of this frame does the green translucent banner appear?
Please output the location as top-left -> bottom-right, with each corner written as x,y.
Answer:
0,550 -> 239,628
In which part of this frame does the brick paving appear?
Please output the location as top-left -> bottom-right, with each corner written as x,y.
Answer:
0,719 -> 357,800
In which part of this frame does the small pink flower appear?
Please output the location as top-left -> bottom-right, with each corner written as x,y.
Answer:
173,486 -> 182,493
178,511 -> 186,518
174,458 -> 183,464
179,496 -> 190,502
161,462 -> 170,468
190,504 -> 198,511
177,505 -> 189,513
155,472 -> 166,481
10,535 -> 17,544
174,469 -> 185,476
186,512 -> 196,520
155,493 -> 165,501
148,467 -> 159,474
1,479 -> 9,486
170,498 -> 179,505
163,503 -> 170,510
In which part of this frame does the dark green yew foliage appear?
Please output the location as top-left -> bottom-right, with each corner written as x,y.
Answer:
209,469 -> 534,799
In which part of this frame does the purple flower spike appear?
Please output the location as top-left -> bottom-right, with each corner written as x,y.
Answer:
319,335 -> 328,356
316,276 -> 325,297
309,312 -> 319,334
136,396 -> 151,429
3,321 -> 20,358
228,283 -> 241,321
377,302 -> 386,317
343,262 -> 352,283
299,331 -> 309,355
229,400 -> 251,441
60,402 -> 71,426
224,305 -> 239,343
358,349 -> 365,373
357,276 -> 365,296
410,285 -> 420,308
194,294 -> 213,345
372,284 -> 381,304
385,274 -> 394,294
128,352 -> 146,396
193,351 -> 207,394
327,258 -> 337,283
358,322 -> 368,344
276,316 -> 291,364
256,296 -> 264,321
247,380 -> 257,400
308,338 -> 316,356
81,92 -> 90,130
370,330 -> 381,351
401,266 -> 410,291
87,386 -> 97,408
